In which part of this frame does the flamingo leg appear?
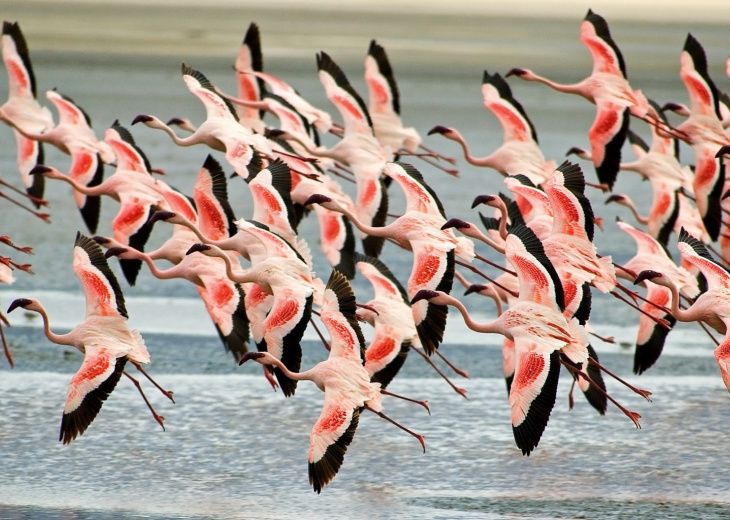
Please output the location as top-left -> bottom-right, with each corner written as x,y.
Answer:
567,373 -> 577,409
123,371 -> 165,431
130,361 -> 174,402
589,331 -> 615,344
587,357 -> 652,401
0,190 -> 51,222
409,346 -> 467,399
380,388 -> 430,414
434,350 -> 469,378
363,404 -> 426,453
474,253 -> 516,276
309,317 -> 331,351
610,290 -> 672,330
456,259 -> 519,298
560,359 -> 642,428
0,318 -> 14,368
0,178 -> 48,206
262,366 -> 279,391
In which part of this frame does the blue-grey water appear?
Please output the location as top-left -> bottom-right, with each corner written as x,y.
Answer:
1,2 -> 730,518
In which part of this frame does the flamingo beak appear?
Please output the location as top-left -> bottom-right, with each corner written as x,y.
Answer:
239,352 -> 266,365
410,289 -> 438,305
7,298 -> 32,313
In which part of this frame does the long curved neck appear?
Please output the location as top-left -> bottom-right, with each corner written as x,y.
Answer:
619,198 -> 649,225
36,306 -> 74,346
49,172 -> 105,196
524,73 -> 586,98
332,203 -> 392,238
446,295 -> 502,334
445,129 -> 495,167
152,121 -> 203,147
662,279 -> 702,324
261,356 -> 314,381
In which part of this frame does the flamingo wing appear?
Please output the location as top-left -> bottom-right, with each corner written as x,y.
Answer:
634,283 -> 675,375
60,346 -> 128,444
104,123 -> 152,174
69,150 -> 104,234
384,162 -> 445,217
194,155 -> 237,240
407,239 -> 454,356
588,101 -> 629,190
233,22 -> 265,122
482,71 -> 538,144
196,277 -> 249,362
182,63 -> 240,121
691,147 -> 724,242
309,398 -> 359,494
318,51 -> 372,136
72,232 -> 127,319
678,228 -> 730,291
581,10 -> 626,78
112,198 -> 156,286
714,324 -> 730,393
248,159 -> 298,236
263,288 -> 313,397
364,40 -> 400,118
366,332 -> 410,389
680,34 -> 720,118
320,269 -> 366,362
316,207 -> 356,279
509,335 -> 560,456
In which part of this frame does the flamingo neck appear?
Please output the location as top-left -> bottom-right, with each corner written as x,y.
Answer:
37,306 -> 73,346
447,296 -> 501,334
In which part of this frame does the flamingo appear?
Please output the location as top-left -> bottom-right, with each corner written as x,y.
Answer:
132,63 -> 257,179
305,161 -> 475,355
6,233 -> 165,443
635,228 -> 730,391
412,225 -> 616,455
617,220 -> 699,374
663,34 -> 729,242
506,9 -> 650,190
182,219 -> 319,397
0,21 -> 54,203
29,123 -> 165,286
5,89 -> 113,233
429,70 -> 554,185
240,269 -> 423,493
232,22 -> 266,134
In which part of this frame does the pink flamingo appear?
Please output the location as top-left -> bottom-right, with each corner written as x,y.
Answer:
635,228 -> 730,392
6,233 -> 167,443
0,21 -> 54,203
506,10 -> 650,190
241,269 -> 424,493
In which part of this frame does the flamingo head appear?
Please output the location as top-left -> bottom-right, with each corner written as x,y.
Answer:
660,102 -> 689,116
566,146 -> 588,158
303,194 -> 336,211
505,67 -> 529,78
634,270 -> 663,286
716,145 -> 730,160
410,289 -> 440,305
464,283 -> 488,296
441,218 -> 471,231
605,194 -> 627,205
471,194 -> 497,209
186,243 -> 211,256
7,297 -> 38,314
131,114 -> 154,125
427,125 -> 454,136
239,351 -> 268,366
149,210 -> 177,225
29,165 -> 54,177
104,246 -> 129,259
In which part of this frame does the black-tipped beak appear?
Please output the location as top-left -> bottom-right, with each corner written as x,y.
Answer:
505,68 -> 525,77
104,247 -> 128,259
471,194 -> 495,208
92,236 -> 110,246
427,125 -> 451,136
605,194 -> 624,204
186,243 -> 210,255
29,165 -> 51,176
716,145 -> 730,160
303,194 -> 332,207
410,289 -> 438,305
464,284 -> 487,296
7,298 -> 31,313
149,211 -> 176,225
566,147 -> 584,157
442,218 -> 470,230
239,351 -> 266,365
634,270 -> 661,285
131,114 -> 153,125
166,117 -> 185,126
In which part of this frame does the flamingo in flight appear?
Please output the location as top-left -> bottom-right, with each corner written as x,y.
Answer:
0,21 -> 54,203
7,233 -> 166,443
232,21 -> 266,134
507,9 -> 650,190
305,161 -> 475,356
6,89 -> 113,233
429,70 -> 554,185
241,269 -> 424,493
30,123 -> 165,286
663,34 -> 729,242
132,63 -> 257,180
635,228 -> 730,392
617,220 -> 699,374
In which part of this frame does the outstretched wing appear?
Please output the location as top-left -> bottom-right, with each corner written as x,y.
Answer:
72,232 -> 127,318
308,399 -> 359,494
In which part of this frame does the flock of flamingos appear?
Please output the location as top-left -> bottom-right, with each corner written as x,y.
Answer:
2,9 -> 730,493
